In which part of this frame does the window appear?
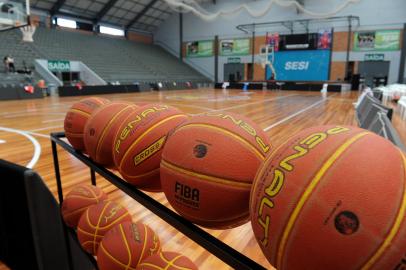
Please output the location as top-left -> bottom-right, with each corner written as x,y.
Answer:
100,26 -> 124,36
57,18 -> 77,29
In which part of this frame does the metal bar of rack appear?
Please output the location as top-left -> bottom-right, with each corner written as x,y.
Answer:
50,132 -> 266,270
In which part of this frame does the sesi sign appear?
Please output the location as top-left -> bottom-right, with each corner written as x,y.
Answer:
285,61 -> 310,71
266,50 -> 330,81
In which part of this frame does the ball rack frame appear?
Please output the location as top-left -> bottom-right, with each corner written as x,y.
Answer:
50,132 -> 267,270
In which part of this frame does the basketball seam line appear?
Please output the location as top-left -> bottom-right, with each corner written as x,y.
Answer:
138,224 -> 148,265
93,97 -> 108,106
164,254 -> 190,270
95,106 -> 135,162
69,108 -> 91,117
93,201 -> 110,254
84,185 -> 100,204
119,224 -> 132,268
161,159 -> 252,189
137,262 -> 163,270
84,211 -> 131,230
360,150 -> 406,270
77,227 -> 105,238
64,204 -> 100,218
99,243 -> 137,270
92,103 -> 128,159
173,123 -> 266,160
120,167 -> 160,179
118,114 -> 188,169
276,132 -> 369,269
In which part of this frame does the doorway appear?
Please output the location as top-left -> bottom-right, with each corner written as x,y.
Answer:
358,61 -> 390,87
224,63 -> 245,82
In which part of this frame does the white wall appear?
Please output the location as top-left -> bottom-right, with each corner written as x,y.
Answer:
155,0 -> 406,82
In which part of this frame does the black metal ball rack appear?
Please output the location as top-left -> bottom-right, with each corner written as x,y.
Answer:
50,132 -> 267,270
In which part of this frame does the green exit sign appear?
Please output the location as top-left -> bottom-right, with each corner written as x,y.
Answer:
228,57 -> 241,63
365,54 -> 385,61
48,60 -> 71,72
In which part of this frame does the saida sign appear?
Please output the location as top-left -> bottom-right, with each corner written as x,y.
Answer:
48,60 -> 71,72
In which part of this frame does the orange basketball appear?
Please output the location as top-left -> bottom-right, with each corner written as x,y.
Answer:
77,201 -> 132,255
64,97 -> 110,151
84,102 -> 138,167
61,184 -> 108,228
161,112 -> 271,229
136,252 -> 198,270
97,222 -> 161,270
250,125 -> 406,270
113,104 -> 188,192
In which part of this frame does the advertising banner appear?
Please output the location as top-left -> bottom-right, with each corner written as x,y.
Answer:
317,29 -> 332,49
354,30 -> 400,51
186,40 -> 213,57
266,33 -> 280,51
220,39 -> 250,56
266,50 -> 331,81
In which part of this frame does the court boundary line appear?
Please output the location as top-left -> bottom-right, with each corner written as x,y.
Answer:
0,126 -> 41,169
30,125 -> 63,132
42,118 -> 66,124
263,93 -> 338,131
191,94 -> 299,116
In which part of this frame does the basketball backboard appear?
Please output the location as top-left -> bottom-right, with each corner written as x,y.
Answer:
0,0 -> 29,32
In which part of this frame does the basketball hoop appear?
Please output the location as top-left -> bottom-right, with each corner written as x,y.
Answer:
258,44 -> 277,80
20,24 -> 35,42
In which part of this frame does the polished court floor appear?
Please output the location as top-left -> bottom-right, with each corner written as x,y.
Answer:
1,89 -> 405,270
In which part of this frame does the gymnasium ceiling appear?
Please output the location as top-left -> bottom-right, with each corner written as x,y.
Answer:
29,0 -> 213,33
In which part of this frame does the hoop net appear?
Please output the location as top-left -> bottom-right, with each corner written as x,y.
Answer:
20,25 -> 36,42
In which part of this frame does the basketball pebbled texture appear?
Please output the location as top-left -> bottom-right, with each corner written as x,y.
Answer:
61,184 -> 108,228
83,102 -> 138,168
250,125 -> 406,270
97,221 -> 161,270
64,97 -> 110,151
77,201 -> 132,255
136,252 -> 198,270
113,104 -> 188,192
161,111 -> 271,229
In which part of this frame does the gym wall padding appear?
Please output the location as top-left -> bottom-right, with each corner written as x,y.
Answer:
0,87 -> 43,100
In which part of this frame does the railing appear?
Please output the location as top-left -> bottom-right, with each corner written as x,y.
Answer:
50,132 -> 266,270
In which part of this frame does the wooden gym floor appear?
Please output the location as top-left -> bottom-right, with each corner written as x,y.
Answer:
0,89 -> 405,270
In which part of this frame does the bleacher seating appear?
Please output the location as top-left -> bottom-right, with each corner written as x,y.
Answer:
0,27 -> 209,85
0,30 -> 41,87
355,91 -> 405,151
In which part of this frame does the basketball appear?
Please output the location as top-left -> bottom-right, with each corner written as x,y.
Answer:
160,112 -> 271,229
77,201 -> 132,255
113,104 -> 188,192
97,221 -> 161,270
64,97 -> 110,151
250,125 -> 406,270
83,102 -> 138,167
61,184 -> 108,228
136,252 -> 198,270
